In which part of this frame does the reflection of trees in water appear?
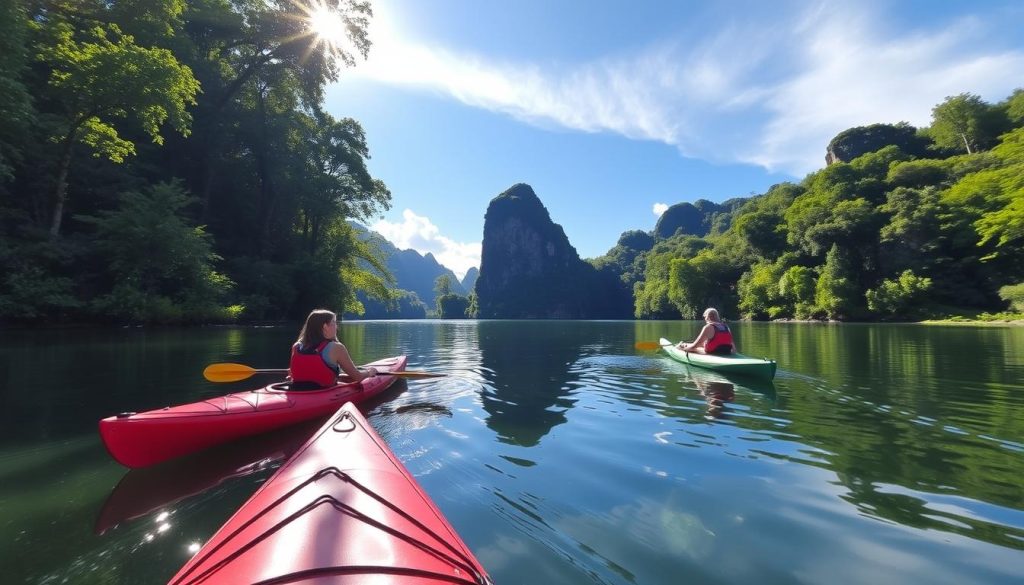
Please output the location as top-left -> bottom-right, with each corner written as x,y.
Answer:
477,321 -> 585,446
837,475 -> 1024,551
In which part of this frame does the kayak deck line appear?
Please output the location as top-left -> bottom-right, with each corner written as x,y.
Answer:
173,467 -> 488,585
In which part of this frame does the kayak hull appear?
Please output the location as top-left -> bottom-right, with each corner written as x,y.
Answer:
660,338 -> 776,381
99,356 -> 407,468
168,402 -> 491,585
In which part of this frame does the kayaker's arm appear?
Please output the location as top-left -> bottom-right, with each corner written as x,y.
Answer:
678,324 -> 714,352
329,342 -> 378,381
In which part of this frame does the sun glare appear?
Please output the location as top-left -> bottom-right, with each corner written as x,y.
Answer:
308,2 -> 347,49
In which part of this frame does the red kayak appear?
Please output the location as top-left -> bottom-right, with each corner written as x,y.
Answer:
99,356 -> 407,468
168,402 -> 492,585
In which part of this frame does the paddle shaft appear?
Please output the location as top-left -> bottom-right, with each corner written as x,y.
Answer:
203,363 -> 444,383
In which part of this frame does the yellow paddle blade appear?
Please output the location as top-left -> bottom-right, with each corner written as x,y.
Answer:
203,363 -> 261,382
635,341 -> 669,350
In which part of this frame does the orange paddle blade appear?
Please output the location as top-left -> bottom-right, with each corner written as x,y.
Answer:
203,363 -> 287,383
634,340 -> 670,351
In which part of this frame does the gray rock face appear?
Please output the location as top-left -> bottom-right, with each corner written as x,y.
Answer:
476,183 -> 612,319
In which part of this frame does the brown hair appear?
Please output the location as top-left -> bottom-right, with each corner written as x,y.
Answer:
296,309 -> 338,348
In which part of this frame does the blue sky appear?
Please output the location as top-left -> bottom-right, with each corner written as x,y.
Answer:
322,0 -> 1024,278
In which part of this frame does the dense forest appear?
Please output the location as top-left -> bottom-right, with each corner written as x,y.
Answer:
594,92 -> 1024,321
0,0 -> 395,324
2,2 -> 1021,325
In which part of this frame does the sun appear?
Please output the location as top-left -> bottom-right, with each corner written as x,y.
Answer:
308,2 -> 348,49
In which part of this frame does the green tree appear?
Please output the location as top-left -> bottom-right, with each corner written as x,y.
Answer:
296,114 -> 391,253
1006,88 -> 1024,125
926,93 -> 999,154
877,186 -> 945,276
865,270 -> 932,319
737,259 -> 788,319
668,252 -> 732,319
998,283 -> 1024,312
33,16 -> 199,237
943,127 -> 1024,269
186,0 -> 372,216
76,181 -> 237,323
886,159 -> 951,189
436,293 -> 470,319
734,211 -> 787,259
815,244 -> 859,319
779,265 -> 816,318
0,0 -> 33,183
434,274 -> 454,298
634,235 -> 710,318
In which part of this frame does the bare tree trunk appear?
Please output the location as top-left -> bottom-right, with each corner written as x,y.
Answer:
253,87 -> 276,257
960,133 -> 973,154
48,133 -> 76,239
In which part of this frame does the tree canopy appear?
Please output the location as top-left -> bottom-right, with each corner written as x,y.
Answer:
0,0 -> 391,324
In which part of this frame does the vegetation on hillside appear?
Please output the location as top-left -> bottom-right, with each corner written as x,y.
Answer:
601,90 -> 1024,321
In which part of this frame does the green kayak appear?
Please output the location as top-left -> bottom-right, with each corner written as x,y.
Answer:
660,338 -> 777,381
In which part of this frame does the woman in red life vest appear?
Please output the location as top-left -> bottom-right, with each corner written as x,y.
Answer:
289,309 -> 378,389
677,308 -> 737,355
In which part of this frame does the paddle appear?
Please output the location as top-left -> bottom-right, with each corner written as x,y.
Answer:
634,340 -> 675,351
203,363 -> 446,383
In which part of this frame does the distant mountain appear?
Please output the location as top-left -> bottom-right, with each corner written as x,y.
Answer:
461,267 -> 479,292
349,222 -> 468,312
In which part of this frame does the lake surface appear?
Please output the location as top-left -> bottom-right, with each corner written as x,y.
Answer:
1,321 -> 1022,584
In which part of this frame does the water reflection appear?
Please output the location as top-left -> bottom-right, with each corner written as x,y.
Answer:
94,420 -> 319,535
477,321 -> 584,446
696,379 -> 735,419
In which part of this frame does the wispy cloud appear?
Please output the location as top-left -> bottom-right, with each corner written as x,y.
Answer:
354,3 -> 1024,176
370,209 -> 480,279
653,203 -> 669,216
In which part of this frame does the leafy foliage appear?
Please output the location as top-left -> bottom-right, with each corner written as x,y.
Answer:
865,271 -> 933,319
998,283 -> 1024,312
637,91 -> 1023,322
76,181 -> 236,322
826,122 -> 931,163
436,293 -> 471,319
0,0 -> 391,324
926,93 -> 1007,154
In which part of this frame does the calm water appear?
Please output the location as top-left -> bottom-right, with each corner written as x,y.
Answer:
1,321 -> 1022,584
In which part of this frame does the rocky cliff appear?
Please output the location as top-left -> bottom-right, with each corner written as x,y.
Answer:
475,184 -> 621,318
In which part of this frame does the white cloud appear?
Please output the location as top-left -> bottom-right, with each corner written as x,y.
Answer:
370,209 -> 480,279
353,3 -> 1024,176
653,203 -> 669,216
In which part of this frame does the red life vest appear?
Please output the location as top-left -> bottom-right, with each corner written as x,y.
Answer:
704,323 -> 734,355
289,341 -> 340,388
